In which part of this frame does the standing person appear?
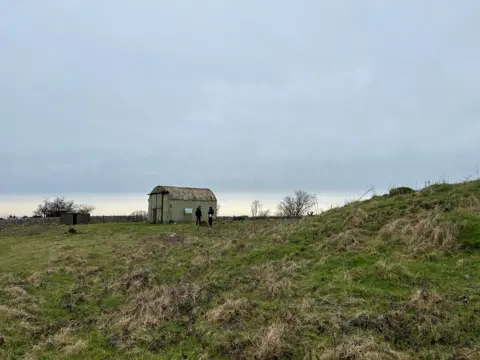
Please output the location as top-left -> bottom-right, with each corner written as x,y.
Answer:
208,206 -> 214,228
195,206 -> 202,226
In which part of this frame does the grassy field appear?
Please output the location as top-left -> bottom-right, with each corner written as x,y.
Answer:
1,181 -> 480,359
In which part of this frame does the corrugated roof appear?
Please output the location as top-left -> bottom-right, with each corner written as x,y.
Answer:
149,185 -> 217,201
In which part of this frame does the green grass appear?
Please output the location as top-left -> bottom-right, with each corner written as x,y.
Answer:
1,181 -> 480,359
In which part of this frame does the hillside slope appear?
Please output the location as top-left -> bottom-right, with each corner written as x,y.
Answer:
1,181 -> 480,359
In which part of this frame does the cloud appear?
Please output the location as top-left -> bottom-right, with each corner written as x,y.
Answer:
1,0 -> 480,195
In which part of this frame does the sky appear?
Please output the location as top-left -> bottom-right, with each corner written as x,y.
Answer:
1,1 -> 480,216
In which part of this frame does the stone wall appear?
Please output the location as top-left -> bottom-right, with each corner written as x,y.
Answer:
90,215 -> 146,223
0,215 -> 147,227
0,217 -> 60,227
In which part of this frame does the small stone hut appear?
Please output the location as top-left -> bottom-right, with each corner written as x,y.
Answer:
148,185 -> 217,224
60,212 -> 90,225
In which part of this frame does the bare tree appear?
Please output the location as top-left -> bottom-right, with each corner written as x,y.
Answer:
130,210 -> 148,221
277,190 -> 315,217
215,204 -> 221,216
75,204 -> 96,214
33,197 -> 76,217
259,207 -> 270,217
251,200 -> 261,218
33,197 -> 95,217
251,200 -> 271,218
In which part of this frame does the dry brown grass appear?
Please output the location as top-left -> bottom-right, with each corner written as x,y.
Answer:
213,237 -> 249,254
23,327 -> 88,359
0,281 -> 40,323
4,285 -> 30,299
102,268 -> 206,349
0,305 -> 35,321
456,349 -> 480,360
62,340 -> 88,356
467,194 -> 480,207
250,323 -> 288,360
107,267 -> 153,294
409,284 -> 442,311
318,336 -> 408,360
346,207 -> 370,227
327,229 -> 368,251
190,254 -> 214,268
250,263 -> 296,299
372,260 -> 415,282
206,298 -> 252,324
379,211 -> 459,250
207,329 -> 251,359
116,232 -> 190,264
110,282 -> 200,330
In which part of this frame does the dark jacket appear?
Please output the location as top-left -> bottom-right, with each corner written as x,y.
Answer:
208,207 -> 214,218
195,207 -> 202,217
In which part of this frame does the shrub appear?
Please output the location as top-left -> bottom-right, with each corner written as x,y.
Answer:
389,187 -> 415,196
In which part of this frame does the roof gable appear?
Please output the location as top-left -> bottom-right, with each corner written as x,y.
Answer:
149,186 -> 217,201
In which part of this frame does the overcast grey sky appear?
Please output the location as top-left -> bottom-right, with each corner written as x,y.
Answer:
1,0 -> 479,196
